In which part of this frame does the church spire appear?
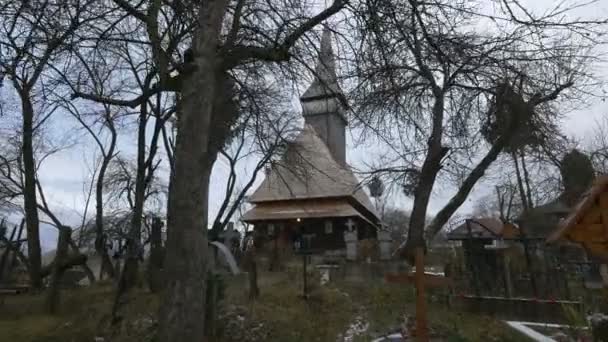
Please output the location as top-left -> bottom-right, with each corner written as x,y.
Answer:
300,26 -> 347,166
301,26 -> 342,101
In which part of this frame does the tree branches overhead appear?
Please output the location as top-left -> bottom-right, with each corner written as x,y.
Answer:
345,0 -> 605,249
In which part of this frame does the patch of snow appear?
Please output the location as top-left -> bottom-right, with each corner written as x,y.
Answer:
339,315 -> 369,342
371,333 -> 404,342
506,321 -> 562,342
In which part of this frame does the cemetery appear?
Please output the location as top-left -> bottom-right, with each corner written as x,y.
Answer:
1,1 -> 608,341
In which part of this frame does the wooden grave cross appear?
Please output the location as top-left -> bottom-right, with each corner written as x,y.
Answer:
384,248 -> 453,342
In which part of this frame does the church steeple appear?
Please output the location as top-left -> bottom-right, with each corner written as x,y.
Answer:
300,26 -> 347,166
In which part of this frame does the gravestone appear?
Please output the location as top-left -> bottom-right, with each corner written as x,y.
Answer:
378,229 -> 392,260
344,219 -> 358,261
219,222 -> 241,249
209,241 -> 240,275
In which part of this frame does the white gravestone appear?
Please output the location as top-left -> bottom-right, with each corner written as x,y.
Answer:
377,230 -> 392,261
344,218 -> 358,261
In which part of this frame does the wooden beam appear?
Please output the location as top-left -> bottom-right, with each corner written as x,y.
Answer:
414,247 -> 429,342
385,273 -> 453,288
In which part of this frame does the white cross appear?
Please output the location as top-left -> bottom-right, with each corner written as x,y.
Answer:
345,218 -> 356,232
219,222 -> 240,245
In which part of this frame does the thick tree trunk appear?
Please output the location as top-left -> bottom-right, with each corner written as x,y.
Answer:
20,93 -> 42,289
157,2 -> 229,340
404,97 -> 446,255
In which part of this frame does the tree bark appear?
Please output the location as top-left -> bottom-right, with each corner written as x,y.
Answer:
404,97 -> 446,255
20,92 -> 42,289
157,2 -> 229,340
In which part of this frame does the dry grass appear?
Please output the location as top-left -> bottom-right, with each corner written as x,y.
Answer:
0,272 -> 521,341
0,282 -> 158,342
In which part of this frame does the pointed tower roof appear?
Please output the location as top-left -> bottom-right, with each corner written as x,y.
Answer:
300,26 -> 343,101
247,125 -> 378,222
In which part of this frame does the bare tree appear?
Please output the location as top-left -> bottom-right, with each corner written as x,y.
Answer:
0,0 -> 105,288
60,57 -> 124,279
587,117 -> 608,175
69,1 -> 347,338
346,0 -> 603,257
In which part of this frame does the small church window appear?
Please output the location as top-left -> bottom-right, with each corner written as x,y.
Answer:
325,220 -> 333,234
268,223 -> 275,236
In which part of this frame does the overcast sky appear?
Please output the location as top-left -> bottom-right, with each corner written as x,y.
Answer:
7,0 -> 606,251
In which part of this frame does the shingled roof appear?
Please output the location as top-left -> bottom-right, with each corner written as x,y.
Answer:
247,125 -> 378,222
300,27 -> 343,102
548,175 -> 608,243
447,218 -> 520,240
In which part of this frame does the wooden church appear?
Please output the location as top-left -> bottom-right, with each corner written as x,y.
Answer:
242,27 -> 380,255
548,175 -> 608,262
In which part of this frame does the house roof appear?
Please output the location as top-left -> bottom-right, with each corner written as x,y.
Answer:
547,175 -> 608,243
247,125 -> 378,223
513,196 -> 573,239
447,218 -> 520,240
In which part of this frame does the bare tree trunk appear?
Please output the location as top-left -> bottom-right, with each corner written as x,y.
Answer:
95,120 -> 117,280
120,103 -> 149,290
146,217 -> 164,292
46,227 -> 71,314
158,3 -> 228,340
511,150 -> 538,297
20,93 -> 42,289
405,97 -> 446,255
425,130 -> 518,237
520,151 -> 534,208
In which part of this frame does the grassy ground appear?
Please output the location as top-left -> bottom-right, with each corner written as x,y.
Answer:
0,272 -> 522,341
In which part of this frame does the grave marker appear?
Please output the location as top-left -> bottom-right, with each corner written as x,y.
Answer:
384,248 -> 453,342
